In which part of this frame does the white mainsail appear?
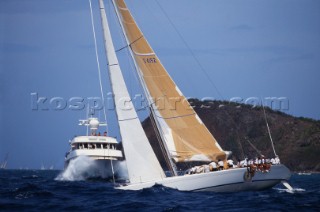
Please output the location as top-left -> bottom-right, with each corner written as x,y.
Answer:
98,0 -> 165,184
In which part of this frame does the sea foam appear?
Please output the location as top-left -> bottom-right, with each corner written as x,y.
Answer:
55,156 -> 100,181
273,187 -> 306,194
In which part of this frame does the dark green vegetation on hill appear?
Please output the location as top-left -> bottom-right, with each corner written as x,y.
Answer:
142,99 -> 320,172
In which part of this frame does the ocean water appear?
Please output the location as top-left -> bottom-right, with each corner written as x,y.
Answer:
0,170 -> 319,211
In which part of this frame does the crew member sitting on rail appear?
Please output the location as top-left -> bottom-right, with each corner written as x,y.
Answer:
209,161 -> 218,171
240,158 -> 248,167
227,159 -> 234,168
203,165 -> 210,173
218,159 -> 224,170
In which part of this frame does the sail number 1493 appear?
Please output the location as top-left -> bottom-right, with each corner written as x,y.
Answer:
143,57 -> 157,64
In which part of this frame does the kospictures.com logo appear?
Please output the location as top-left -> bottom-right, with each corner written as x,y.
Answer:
30,93 -> 289,112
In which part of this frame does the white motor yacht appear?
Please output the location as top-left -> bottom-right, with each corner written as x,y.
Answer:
64,117 -> 123,178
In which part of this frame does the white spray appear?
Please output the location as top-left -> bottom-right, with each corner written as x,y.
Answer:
55,156 -> 101,181
55,156 -> 129,181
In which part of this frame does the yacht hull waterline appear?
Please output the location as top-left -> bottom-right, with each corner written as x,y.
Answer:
116,165 -> 291,192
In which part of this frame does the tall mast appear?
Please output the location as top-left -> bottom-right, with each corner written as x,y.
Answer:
98,0 -> 165,183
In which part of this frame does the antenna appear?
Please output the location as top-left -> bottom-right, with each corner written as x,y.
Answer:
89,108 -> 95,117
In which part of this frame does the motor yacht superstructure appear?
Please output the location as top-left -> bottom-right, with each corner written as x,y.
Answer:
64,117 -> 123,177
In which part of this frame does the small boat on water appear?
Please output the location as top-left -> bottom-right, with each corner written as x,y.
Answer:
64,117 -> 123,178
0,154 -> 8,170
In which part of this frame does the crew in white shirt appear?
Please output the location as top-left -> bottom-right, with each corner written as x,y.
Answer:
203,164 -> 210,173
209,161 -> 218,171
218,159 -> 224,170
227,159 -> 234,168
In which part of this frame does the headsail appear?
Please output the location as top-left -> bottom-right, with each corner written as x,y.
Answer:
98,0 -> 165,183
113,0 -> 227,162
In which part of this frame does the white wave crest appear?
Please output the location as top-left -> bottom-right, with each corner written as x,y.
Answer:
55,156 -> 101,181
274,187 -> 306,194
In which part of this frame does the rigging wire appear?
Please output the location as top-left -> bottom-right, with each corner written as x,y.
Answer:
139,0 -> 202,164
261,100 -> 278,157
111,160 -> 116,185
154,0 -> 248,158
90,0 -> 116,184
219,107 -> 245,158
154,0 -> 224,100
115,35 -> 144,52
88,0 -> 108,131
86,106 -> 89,136
149,110 -> 176,176
245,137 -> 263,157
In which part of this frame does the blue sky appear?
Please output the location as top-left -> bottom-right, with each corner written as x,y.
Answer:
1,0 -> 319,169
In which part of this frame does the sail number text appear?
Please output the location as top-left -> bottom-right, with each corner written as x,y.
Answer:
143,57 -> 157,64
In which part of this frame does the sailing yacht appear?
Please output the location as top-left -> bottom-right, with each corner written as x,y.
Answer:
41,163 -> 45,170
0,160 -> 8,169
91,0 -> 292,191
0,154 -> 8,169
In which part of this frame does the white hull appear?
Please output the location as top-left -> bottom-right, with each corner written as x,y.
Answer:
64,148 -> 122,174
65,148 -> 122,162
116,164 -> 291,192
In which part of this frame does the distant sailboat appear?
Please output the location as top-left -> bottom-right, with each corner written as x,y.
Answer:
0,154 -> 8,169
41,163 -> 45,170
93,0 -> 292,192
40,163 -> 54,170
